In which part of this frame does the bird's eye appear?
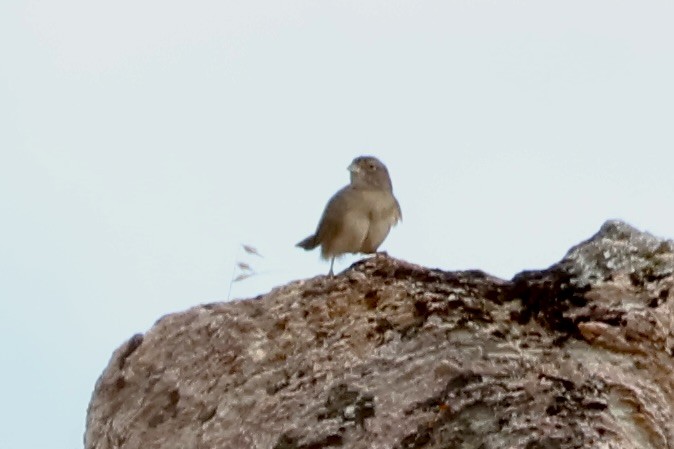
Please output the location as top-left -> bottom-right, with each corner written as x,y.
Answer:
369,163 -> 377,170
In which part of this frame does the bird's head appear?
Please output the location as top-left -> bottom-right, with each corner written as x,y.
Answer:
348,156 -> 393,191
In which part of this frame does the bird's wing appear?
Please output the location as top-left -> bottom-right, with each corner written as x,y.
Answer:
394,197 -> 402,223
314,186 -> 353,242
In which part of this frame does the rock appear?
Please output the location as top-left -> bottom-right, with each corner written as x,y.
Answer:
85,220 -> 674,449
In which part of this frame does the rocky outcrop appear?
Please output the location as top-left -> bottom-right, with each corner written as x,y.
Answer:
85,220 -> 674,449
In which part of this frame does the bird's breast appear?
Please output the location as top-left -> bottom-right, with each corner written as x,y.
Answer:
354,190 -> 400,222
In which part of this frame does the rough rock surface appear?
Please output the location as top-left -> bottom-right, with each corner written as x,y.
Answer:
85,220 -> 674,449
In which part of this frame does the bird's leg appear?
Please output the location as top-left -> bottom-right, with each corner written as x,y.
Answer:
328,257 -> 335,277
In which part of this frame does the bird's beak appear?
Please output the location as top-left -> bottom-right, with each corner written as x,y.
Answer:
348,162 -> 360,173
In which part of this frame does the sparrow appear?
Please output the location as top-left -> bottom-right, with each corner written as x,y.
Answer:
297,156 -> 402,276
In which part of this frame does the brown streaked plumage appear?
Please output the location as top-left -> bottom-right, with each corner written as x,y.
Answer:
297,156 -> 402,276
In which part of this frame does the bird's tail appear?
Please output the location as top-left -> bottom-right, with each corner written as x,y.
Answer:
296,234 -> 319,250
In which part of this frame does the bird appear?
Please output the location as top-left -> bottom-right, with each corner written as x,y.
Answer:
297,155 -> 402,276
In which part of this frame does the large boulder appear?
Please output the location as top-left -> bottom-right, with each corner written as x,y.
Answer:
85,220 -> 674,449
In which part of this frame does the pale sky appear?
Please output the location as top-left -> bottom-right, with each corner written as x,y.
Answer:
1,1 -> 673,448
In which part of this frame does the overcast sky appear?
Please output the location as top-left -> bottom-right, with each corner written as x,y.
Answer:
1,1 -> 673,448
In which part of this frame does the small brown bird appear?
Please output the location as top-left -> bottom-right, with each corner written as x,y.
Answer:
297,156 -> 402,276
